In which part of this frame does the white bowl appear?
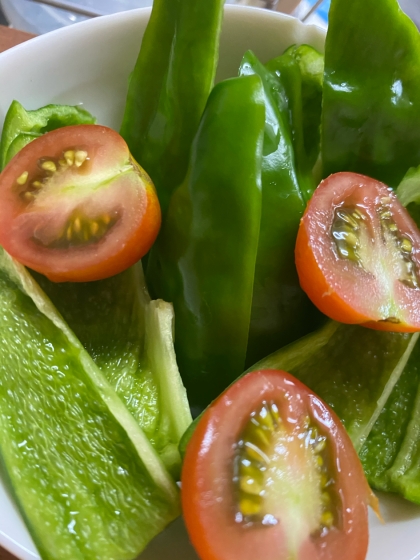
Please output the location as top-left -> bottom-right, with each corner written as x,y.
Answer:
0,6 -> 419,560
0,0 -> 301,35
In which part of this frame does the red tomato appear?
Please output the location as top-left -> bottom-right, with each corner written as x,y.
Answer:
182,369 -> 372,560
295,172 -> 420,332
0,124 -> 161,282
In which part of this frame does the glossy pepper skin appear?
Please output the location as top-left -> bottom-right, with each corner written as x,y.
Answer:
120,0 -> 224,216
147,75 -> 265,411
266,45 -> 323,202
322,0 -> 420,188
239,51 -> 322,367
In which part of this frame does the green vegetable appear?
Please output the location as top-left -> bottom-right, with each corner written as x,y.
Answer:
34,266 -> 192,478
147,74 -> 265,410
120,0 -> 224,215
0,100 -> 95,169
359,341 -> 420,499
0,248 -> 179,560
322,0 -> 420,187
395,165 -> 420,228
396,165 -> 420,208
238,50 -> 323,367
266,44 -> 323,200
253,322 -> 418,451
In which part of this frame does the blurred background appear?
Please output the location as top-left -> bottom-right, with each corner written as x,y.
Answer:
0,0 -> 418,35
0,0 -> 329,34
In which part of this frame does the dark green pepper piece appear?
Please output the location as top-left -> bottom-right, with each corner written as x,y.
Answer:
386,380 -> 420,503
0,100 -> 95,169
293,44 -> 324,175
266,45 -> 322,201
238,50 -> 323,367
322,0 -> 420,187
147,74 -> 265,411
120,0 -> 224,215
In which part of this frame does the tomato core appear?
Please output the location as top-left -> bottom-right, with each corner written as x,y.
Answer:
233,400 -> 338,543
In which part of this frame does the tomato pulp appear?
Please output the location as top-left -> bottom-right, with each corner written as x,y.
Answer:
296,172 -> 420,331
0,124 -> 161,282
182,369 -> 372,560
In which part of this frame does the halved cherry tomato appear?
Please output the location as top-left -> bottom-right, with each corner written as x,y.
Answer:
295,172 -> 420,332
182,369 -> 373,560
0,124 -> 161,282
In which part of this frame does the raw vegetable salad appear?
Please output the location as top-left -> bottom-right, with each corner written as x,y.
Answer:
1,0 -> 420,559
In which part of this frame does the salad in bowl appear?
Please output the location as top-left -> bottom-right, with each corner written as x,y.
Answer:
1,0 -> 420,559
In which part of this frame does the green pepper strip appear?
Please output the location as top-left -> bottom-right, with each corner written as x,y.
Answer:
147,74 -> 265,411
239,50 -> 322,368
0,100 -> 95,169
35,266 -> 192,479
322,0 -> 420,188
266,44 -> 322,202
0,249 -> 179,560
120,0 -> 224,216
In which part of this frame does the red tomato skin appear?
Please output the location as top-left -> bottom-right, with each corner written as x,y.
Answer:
295,222 -> 371,325
182,369 -> 371,560
295,172 -> 420,332
0,125 -> 161,282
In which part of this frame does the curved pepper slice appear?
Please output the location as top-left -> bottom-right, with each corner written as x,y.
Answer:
239,50 -> 322,367
0,100 -> 95,170
147,74 -> 265,410
120,0 -> 224,215
266,44 -> 323,202
0,248 -> 179,559
322,0 -> 420,187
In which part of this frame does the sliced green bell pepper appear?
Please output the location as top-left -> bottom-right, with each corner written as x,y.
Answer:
238,50 -> 323,367
35,266 -> 192,479
0,100 -> 95,169
120,0 -> 224,215
322,0 -> 420,187
359,341 -> 420,498
0,248 -> 179,560
147,74 -> 265,410
266,44 -> 323,200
